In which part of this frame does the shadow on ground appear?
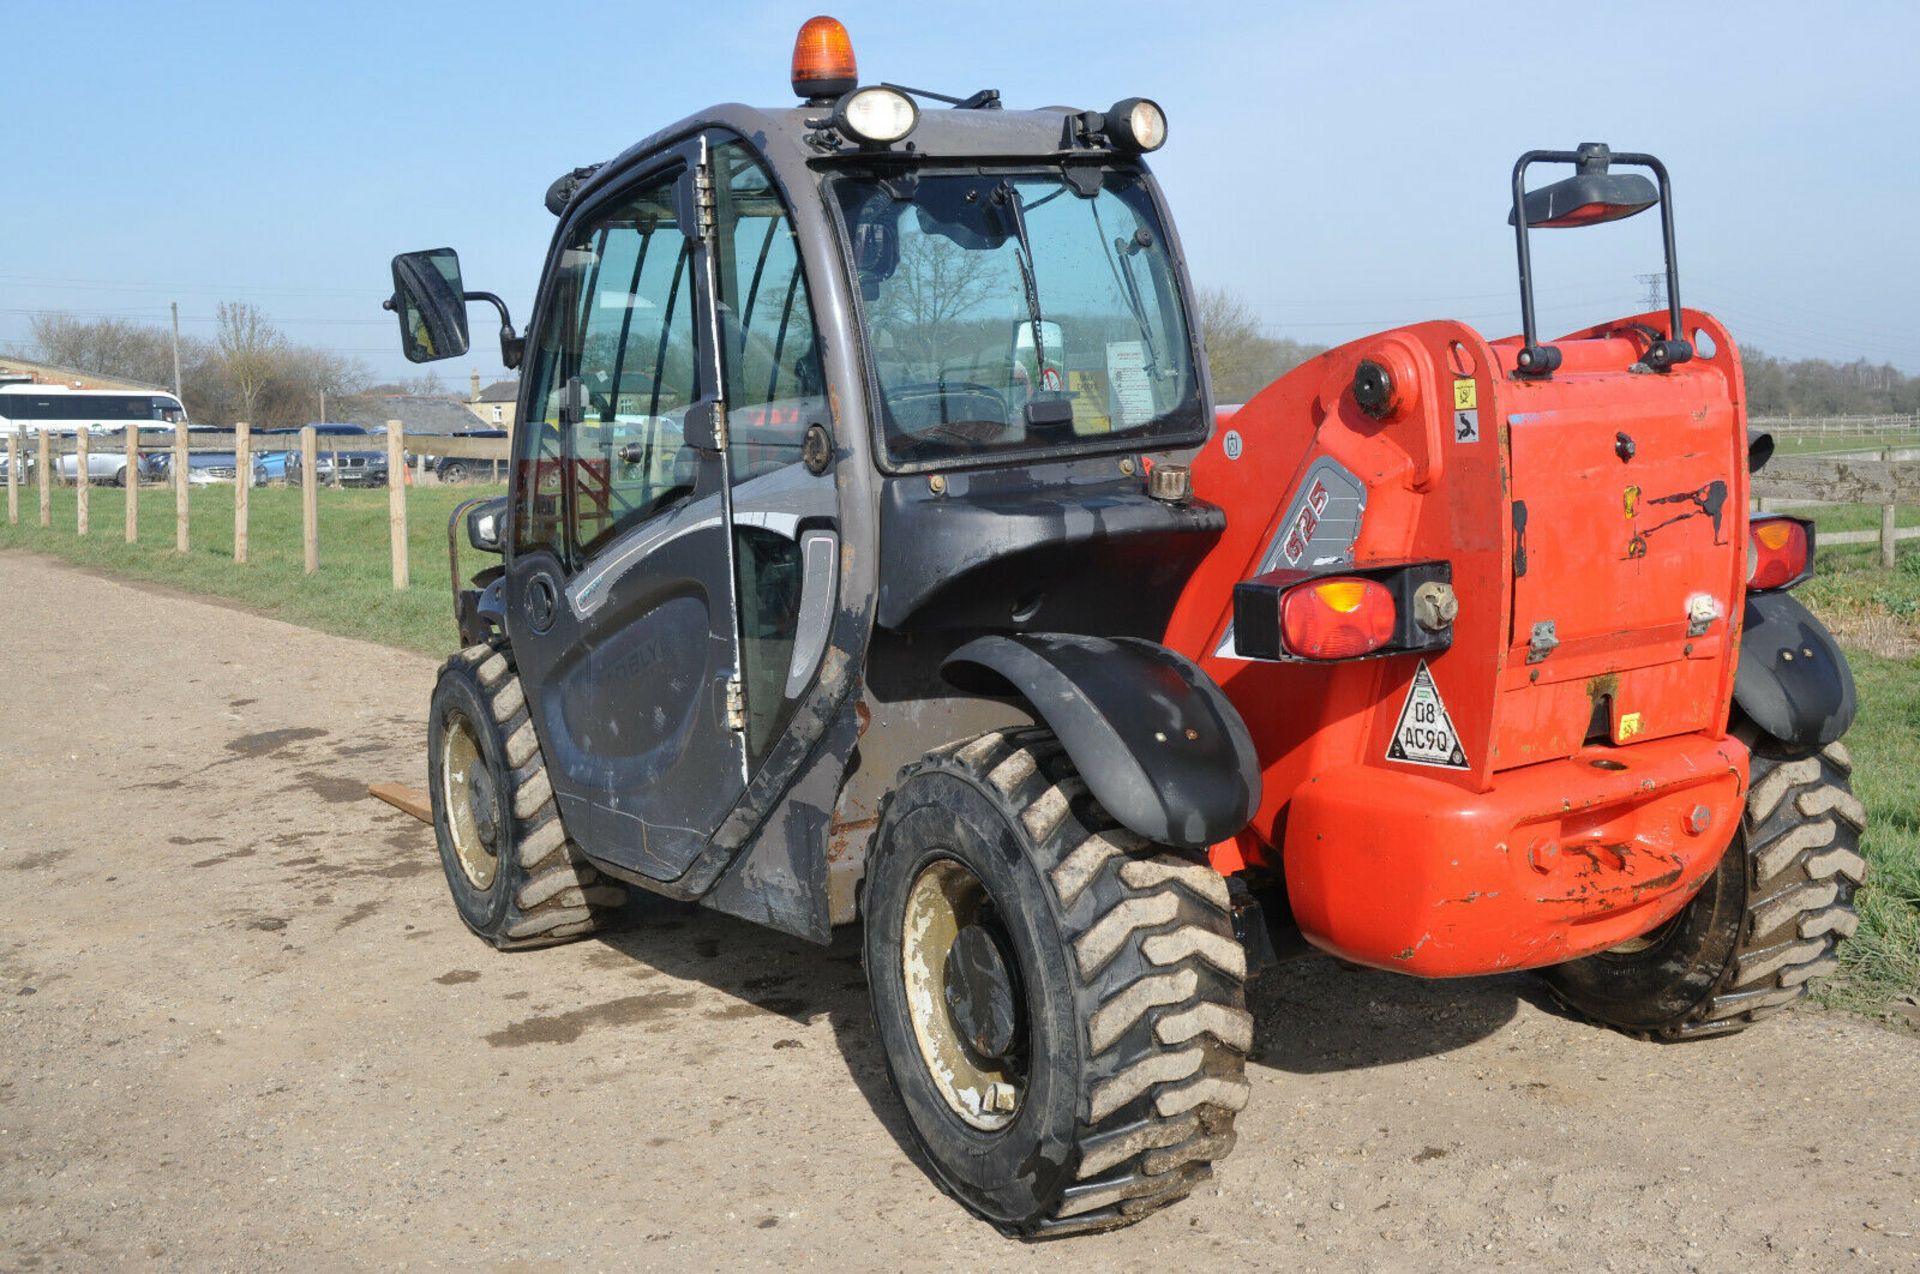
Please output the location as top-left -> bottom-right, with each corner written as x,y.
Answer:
582,894 -> 1566,1172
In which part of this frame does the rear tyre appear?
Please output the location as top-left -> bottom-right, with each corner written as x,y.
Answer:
864,727 -> 1250,1237
427,642 -> 627,948
113,466 -> 128,488
442,461 -> 469,484
1543,734 -> 1864,1038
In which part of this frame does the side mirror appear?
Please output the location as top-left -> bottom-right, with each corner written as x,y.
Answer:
467,497 -> 506,554
389,248 -> 471,363
1510,170 -> 1659,228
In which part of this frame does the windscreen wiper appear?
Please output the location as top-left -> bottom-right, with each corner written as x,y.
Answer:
1091,199 -> 1162,381
992,181 -> 1071,427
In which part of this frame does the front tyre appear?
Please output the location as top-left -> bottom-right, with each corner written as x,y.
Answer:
427,643 -> 627,948
864,728 -> 1251,1237
1544,734 -> 1865,1038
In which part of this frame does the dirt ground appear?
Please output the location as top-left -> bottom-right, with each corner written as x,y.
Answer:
2,551 -> 1917,1272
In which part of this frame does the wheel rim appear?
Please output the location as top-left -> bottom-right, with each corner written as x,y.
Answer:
901,858 -> 1026,1131
439,709 -> 498,890
1602,904 -> 1689,957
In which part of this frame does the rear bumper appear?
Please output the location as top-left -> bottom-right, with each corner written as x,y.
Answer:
1281,732 -> 1749,976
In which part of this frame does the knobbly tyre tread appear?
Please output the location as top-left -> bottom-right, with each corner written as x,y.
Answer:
897,727 -> 1251,1236
444,642 -> 625,948
1677,738 -> 1864,1037
1545,735 -> 1865,1040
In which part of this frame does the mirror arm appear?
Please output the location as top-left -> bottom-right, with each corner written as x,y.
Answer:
1608,152 -> 1691,369
1508,148 -> 1691,378
1508,151 -> 1561,377
463,290 -> 525,370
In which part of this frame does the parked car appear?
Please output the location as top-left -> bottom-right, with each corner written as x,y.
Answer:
146,425 -> 229,484
48,428 -> 147,486
284,424 -> 388,487
432,429 -> 507,483
180,451 -> 269,486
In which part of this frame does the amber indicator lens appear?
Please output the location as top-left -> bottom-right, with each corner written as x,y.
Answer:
792,15 -> 858,97
1281,577 -> 1397,660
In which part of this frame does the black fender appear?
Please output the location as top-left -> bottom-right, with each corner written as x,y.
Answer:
942,633 -> 1261,850
1733,592 -> 1857,748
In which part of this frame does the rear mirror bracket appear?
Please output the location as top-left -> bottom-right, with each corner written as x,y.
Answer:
1507,144 -> 1691,379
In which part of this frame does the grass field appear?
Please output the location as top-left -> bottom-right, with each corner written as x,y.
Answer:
0,482 -> 498,656
3,479 -> 1916,1024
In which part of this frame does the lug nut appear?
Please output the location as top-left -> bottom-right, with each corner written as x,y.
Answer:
1684,805 -> 1712,836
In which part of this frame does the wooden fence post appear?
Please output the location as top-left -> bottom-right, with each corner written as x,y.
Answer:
301,424 -> 318,574
1882,446 -> 1899,570
387,420 -> 408,589
37,429 -> 50,527
233,421 -> 250,564
5,430 -> 16,525
124,427 -> 139,544
174,424 -> 189,552
75,429 -> 89,535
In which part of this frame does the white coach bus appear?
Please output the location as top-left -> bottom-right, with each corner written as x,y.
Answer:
0,385 -> 191,485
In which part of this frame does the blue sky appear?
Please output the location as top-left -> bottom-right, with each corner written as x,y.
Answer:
5,0 -> 1916,385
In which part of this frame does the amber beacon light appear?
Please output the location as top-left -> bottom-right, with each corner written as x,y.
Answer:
792,15 -> 858,99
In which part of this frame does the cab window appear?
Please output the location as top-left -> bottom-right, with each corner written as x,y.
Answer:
514,165 -> 701,561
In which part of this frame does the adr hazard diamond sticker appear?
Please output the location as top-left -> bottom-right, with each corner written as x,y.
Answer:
1386,660 -> 1468,769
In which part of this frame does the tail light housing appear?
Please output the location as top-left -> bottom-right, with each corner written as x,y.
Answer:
1747,515 -> 1814,592
1234,561 -> 1453,662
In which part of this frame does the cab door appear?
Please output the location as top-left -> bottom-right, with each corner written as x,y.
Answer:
504,142 -> 748,883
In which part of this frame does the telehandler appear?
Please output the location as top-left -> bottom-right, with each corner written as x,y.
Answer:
386,15 -> 1862,1236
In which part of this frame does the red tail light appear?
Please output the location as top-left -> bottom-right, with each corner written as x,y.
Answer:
1747,516 -> 1813,591
1281,577 -> 1397,659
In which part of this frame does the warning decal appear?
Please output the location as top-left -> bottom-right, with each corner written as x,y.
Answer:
1385,660 -> 1469,769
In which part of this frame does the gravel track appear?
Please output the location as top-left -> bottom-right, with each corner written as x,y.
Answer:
2,551 -> 1915,1270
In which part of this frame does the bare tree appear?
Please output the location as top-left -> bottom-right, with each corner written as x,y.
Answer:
215,301 -> 284,425
867,236 -> 1005,377
1193,285 -> 1326,404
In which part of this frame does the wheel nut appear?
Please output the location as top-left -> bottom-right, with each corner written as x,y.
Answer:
1684,805 -> 1712,836
986,1082 -> 1018,1113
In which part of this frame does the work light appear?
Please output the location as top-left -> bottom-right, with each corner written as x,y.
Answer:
1104,98 -> 1168,153
834,86 -> 919,146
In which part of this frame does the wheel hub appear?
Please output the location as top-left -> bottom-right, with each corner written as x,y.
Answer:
466,761 -> 500,848
942,922 -> 1019,1060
